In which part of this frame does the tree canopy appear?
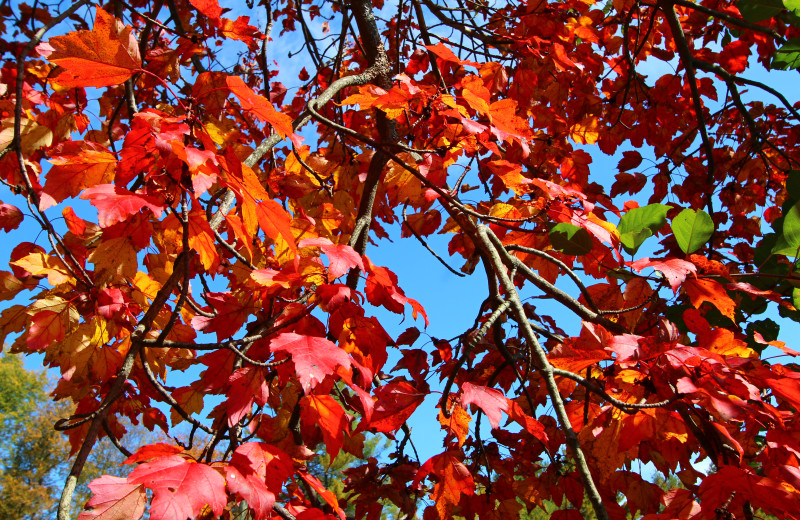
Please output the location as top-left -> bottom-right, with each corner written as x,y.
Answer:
1,0 -> 800,519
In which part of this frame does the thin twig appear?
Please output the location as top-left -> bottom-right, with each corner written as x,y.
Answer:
402,207 -> 465,277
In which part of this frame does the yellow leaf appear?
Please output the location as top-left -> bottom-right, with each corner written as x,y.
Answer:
172,385 -> 205,427
570,117 -> 600,145
11,252 -> 74,287
0,118 -> 53,154
88,236 -> 138,283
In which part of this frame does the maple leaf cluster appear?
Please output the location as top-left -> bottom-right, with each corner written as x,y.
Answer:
2,0 -> 800,520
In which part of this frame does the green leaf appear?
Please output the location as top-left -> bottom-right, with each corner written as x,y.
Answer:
618,203 -> 670,254
738,0 -> 784,21
773,38 -> 800,70
671,208 -> 714,254
784,0 -> 800,15
793,287 -> 800,310
774,200 -> 800,256
771,232 -> 800,256
619,228 -> 653,254
549,223 -> 593,256
606,268 -> 636,281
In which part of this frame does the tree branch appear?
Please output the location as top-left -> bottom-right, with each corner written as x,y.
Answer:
476,225 -> 610,520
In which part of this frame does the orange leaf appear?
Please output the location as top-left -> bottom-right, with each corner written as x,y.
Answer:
187,207 -> 219,271
11,251 -> 73,286
219,154 -> 297,249
301,394 -> 348,460
415,452 -> 474,519
42,141 -> 116,209
299,472 -> 346,520
570,117 -> 600,145
438,404 -> 471,447
188,0 -> 222,21
226,76 -> 296,140
684,278 -> 736,321
41,6 -> 141,88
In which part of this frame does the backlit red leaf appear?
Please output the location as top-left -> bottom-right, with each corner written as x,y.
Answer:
269,333 -> 351,393
41,6 -> 141,88
77,476 -> 146,520
628,257 -> 696,294
0,202 -> 23,231
298,472 -> 346,520
362,380 -> 426,434
460,383 -> 509,429
301,394 -> 348,460
128,456 -> 226,520
80,185 -> 164,228
123,443 -> 184,465
225,443 -> 293,520
299,238 -> 365,280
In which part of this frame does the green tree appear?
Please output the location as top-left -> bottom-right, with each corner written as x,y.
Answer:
0,354 -> 160,519
306,434 -> 391,518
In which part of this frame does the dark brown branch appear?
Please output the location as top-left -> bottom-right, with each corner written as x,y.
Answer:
490,237 -> 627,334
669,0 -> 785,44
551,368 -> 682,413
439,300 -> 511,415
504,244 -> 599,312
659,0 -> 716,217
411,0 -> 447,89
476,225 -> 609,520
137,346 -> 214,434
345,0 -> 398,290
420,0 -> 512,48
212,228 -> 256,269
101,419 -> 133,458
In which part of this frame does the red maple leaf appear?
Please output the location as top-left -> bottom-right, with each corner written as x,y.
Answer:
77,476 -> 146,520
361,380 -> 426,435
299,238 -> 365,281
0,202 -> 22,232
80,185 -> 164,228
127,456 -> 226,520
628,257 -> 697,294
460,383 -> 509,429
226,443 -> 294,520
226,367 -> 271,427
364,257 -> 428,326
270,333 -> 351,393
39,6 -> 141,88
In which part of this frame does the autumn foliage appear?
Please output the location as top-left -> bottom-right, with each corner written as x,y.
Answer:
2,0 -> 800,519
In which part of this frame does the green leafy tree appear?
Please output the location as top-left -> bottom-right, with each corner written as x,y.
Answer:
0,354 -> 160,519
